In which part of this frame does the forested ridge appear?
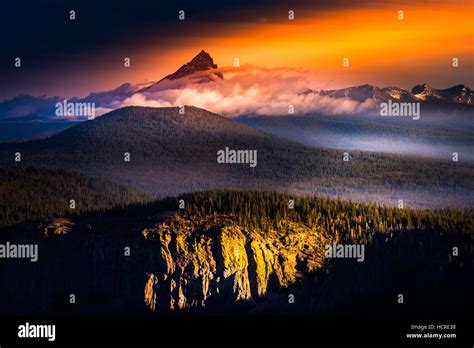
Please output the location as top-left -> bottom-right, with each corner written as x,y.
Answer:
179,190 -> 473,240
1,189 -> 471,316
0,167 -> 151,228
92,189 -> 473,242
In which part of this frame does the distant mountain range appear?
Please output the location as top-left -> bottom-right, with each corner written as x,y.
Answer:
319,83 -> 472,104
315,83 -> 472,108
0,50 -> 471,121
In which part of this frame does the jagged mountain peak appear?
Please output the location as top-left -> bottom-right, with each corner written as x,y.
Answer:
193,49 -> 214,63
161,50 -> 223,81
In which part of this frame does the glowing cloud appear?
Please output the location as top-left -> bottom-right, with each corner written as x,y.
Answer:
117,66 -> 375,116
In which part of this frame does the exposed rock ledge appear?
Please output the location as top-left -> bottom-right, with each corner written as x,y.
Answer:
142,214 -> 332,311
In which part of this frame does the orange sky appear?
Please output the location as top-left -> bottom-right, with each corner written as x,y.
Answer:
138,1 -> 473,90
4,0 -> 473,98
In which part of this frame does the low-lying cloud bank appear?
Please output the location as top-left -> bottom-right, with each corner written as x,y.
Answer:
115,66 -> 375,116
0,66 -> 376,120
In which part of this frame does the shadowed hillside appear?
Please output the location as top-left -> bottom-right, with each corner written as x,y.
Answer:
0,167 -> 151,228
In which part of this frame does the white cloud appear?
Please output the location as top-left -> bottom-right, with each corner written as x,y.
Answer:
117,66 -> 375,116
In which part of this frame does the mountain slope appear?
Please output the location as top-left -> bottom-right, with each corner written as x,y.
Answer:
139,50 -> 224,94
9,106 -> 269,165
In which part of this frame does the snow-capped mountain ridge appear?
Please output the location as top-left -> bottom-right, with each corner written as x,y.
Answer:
318,83 -> 472,105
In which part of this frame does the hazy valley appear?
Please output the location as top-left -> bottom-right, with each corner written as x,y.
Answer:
237,112 -> 474,160
0,106 -> 473,213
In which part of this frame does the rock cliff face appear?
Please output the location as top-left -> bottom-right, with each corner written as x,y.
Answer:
0,210 -> 331,316
141,214 -> 331,311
